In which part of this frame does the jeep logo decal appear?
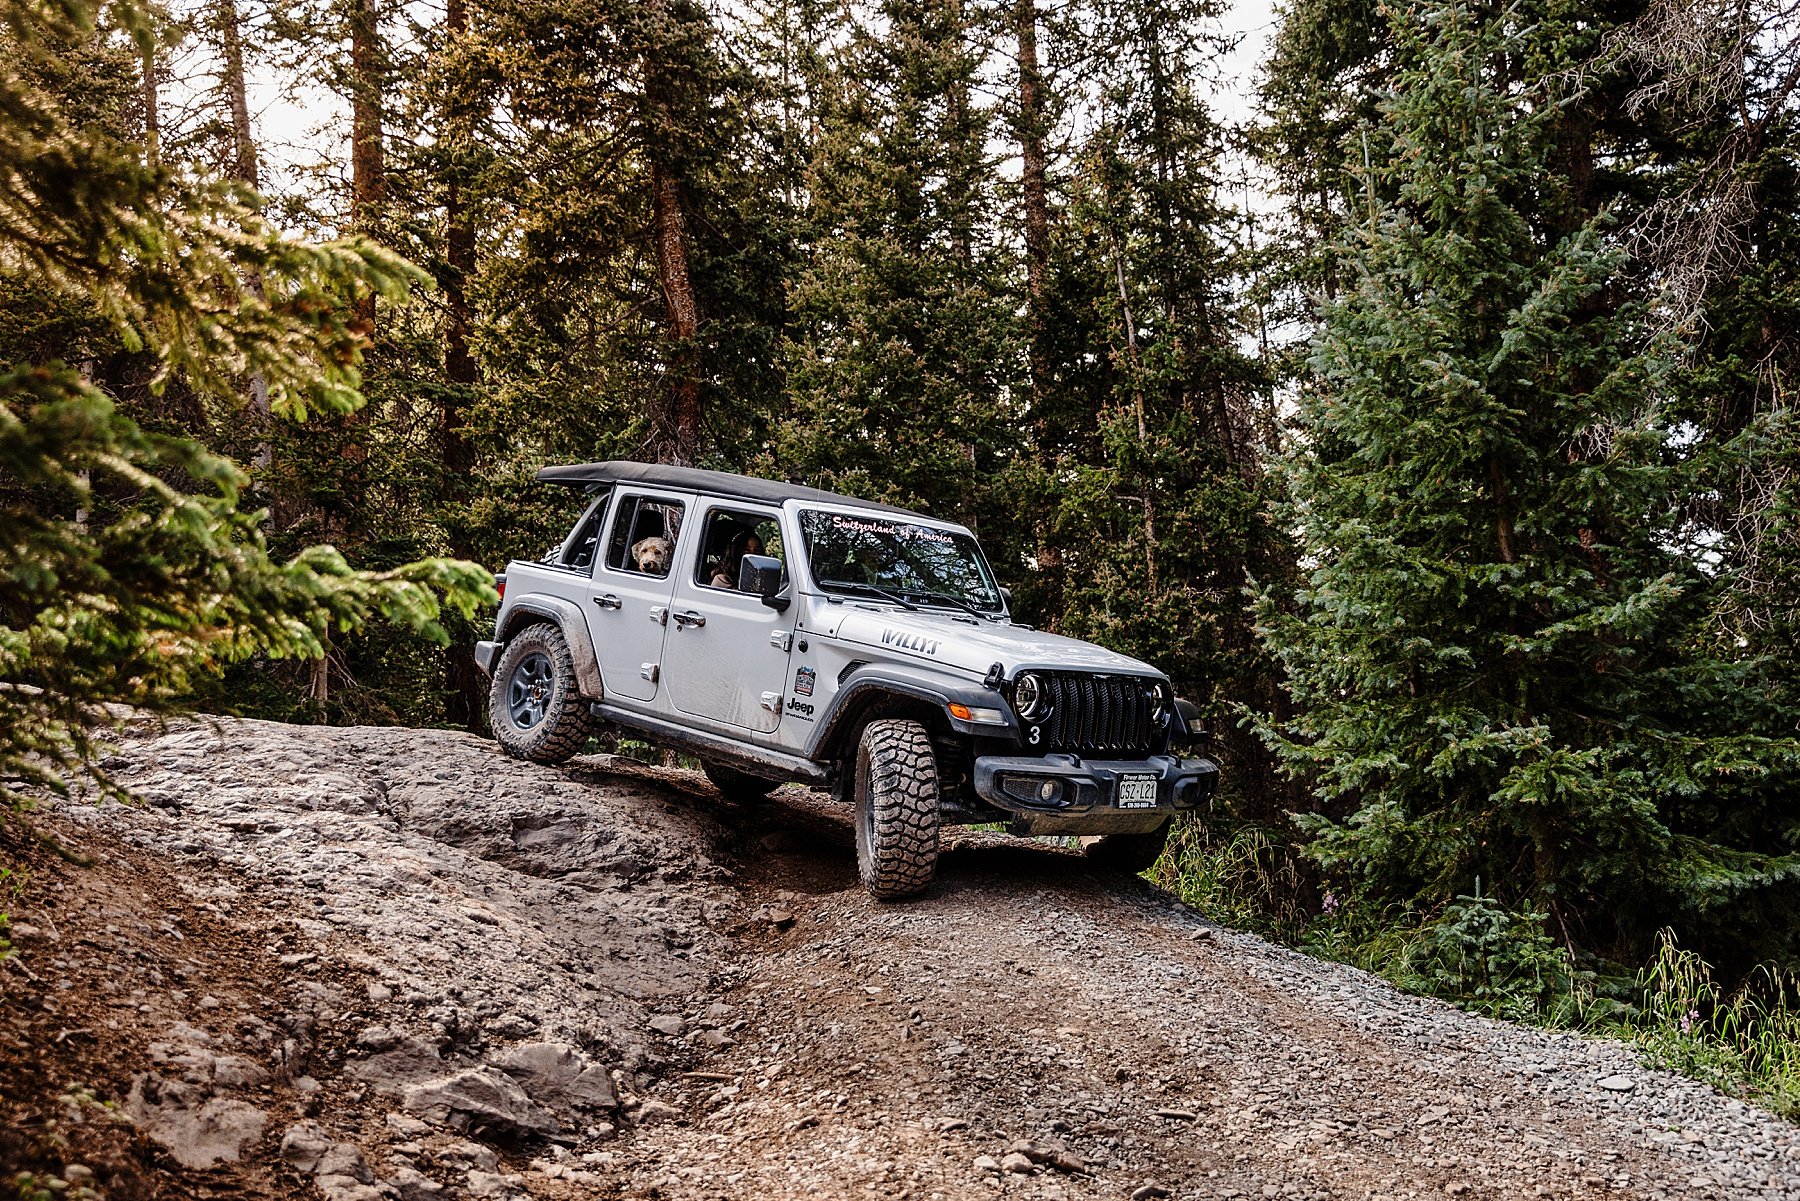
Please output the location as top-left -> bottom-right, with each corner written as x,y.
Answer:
880,628 -> 940,656
785,697 -> 815,720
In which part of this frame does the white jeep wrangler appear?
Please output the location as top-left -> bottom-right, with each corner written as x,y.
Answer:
476,462 -> 1218,898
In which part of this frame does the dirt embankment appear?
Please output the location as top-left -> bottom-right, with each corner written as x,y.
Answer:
2,719 -> 1796,1201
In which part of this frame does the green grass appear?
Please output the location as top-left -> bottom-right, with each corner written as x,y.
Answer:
1616,931 -> 1800,1120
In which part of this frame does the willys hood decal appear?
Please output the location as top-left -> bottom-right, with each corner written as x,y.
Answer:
827,607 -> 1160,678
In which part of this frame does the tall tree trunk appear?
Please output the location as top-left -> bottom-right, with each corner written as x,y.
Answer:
442,0 -> 483,730
1013,0 -> 1062,623
217,0 -> 271,469
645,30 -> 703,467
350,0 -> 385,327
141,35 -> 159,169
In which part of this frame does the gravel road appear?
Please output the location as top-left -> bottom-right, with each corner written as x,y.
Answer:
9,718 -> 1796,1201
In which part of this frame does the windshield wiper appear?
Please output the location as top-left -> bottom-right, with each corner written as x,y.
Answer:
827,582 -> 919,610
901,589 -> 995,620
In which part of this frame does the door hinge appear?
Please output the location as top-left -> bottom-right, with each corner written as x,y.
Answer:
770,630 -> 794,652
640,663 -> 659,683
760,691 -> 781,713
648,605 -> 668,626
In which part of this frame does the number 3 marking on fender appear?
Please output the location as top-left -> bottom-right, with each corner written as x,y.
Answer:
1027,727 -> 1041,746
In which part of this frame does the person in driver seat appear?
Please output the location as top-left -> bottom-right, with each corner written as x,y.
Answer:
712,528 -> 764,590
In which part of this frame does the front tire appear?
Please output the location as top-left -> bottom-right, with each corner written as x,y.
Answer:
852,719 -> 939,900
702,760 -> 780,803
489,624 -> 590,764
1084,821 -> 1171,874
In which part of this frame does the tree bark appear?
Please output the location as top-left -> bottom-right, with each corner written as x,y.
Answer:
218,0 -> 259,190
141,35 -> 159,169
350,0 -> 385,328
1013,0 -> 1064,624
442,0 -> 483,730
217,0 -> 271,469
644,28 -> 703,467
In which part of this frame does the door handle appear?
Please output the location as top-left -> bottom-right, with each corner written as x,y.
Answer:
673,611 -> 706,629
593,594 -> 622,610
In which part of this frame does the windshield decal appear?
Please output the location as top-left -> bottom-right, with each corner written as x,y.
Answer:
828,514 -> 954,544
881,629 -> 940,656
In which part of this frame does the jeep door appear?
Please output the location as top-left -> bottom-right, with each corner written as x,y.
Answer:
660,503 -> 794,735
582,490 -> 694,704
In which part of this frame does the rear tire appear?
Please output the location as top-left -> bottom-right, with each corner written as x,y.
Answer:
852,719 -> 939,900
1084,821 -> 1171,875
489,624 -> 590,765
702,760 -> 779,803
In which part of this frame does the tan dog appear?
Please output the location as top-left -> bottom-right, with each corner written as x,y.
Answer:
631,536 -> 674,576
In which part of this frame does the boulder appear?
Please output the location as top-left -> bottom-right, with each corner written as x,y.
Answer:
402,1068 -> 564,1140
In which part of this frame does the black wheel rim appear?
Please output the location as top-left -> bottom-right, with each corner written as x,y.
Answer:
507,652 -> 554,730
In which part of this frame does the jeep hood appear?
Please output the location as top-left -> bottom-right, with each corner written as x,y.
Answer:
819,605 -> 1161,679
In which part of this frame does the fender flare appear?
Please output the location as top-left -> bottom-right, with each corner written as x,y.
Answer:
805,663 -> 1020,761
497,597 -> 605,700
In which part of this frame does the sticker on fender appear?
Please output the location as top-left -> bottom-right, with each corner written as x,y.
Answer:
1117,773 -> 1158,809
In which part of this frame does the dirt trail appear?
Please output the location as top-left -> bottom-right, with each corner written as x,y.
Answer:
2,719 -> 1795,1201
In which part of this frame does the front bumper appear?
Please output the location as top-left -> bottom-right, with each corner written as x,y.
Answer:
972,753 -> 1219,836
474,640 -> 502,676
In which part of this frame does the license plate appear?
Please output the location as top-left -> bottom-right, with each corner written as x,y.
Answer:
1117,773 -> 1158,809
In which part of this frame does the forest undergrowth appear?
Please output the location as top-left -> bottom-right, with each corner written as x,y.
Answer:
1153,816 -> 1800,1121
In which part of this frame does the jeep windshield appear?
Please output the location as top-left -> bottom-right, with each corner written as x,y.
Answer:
799,510 -> 1004,614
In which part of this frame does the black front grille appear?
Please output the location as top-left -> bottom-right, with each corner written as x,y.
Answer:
1034,673 -> 1159,758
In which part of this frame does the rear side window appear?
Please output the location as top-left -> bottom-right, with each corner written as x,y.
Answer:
557,498 -> 607,572
604,494 -> 686,577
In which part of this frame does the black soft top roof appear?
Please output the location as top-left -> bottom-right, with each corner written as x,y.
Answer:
535,461 -> 930,520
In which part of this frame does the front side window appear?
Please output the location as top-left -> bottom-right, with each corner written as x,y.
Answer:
694,507 -> 786,592
799,509 -> 1001,612
604,494 -> 686,578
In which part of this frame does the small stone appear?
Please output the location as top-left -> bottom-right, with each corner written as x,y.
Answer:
1131,1186 -> 1171,1201
973,1155 -> 1001,1175
647,1014 -> 685,1038
367,983 -> 395,1004
198,995 -> 221,1010
1001,1152 -> 1035,1174
937,1117 -> 969,1133
1153,1109 -> 1198,1121
386,1113 -> 431,1138
388,1166 -> 444,1201
765,909 -> 795,928
357,1025 -> 401,1052
636,1099 -> 682,1124
485,1013 -> 537,1040
1446,1185 -> 1473,1196
1598,1075 -> 1635,1093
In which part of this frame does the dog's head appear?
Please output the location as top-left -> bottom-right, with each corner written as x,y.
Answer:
631,536 -> 673,576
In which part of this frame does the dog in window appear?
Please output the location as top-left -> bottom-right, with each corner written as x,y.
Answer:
631,536 -> 674,576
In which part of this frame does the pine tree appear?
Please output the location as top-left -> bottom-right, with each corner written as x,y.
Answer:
1256,0 -> 1800,962
0,0 -> 492,807
777,0 -> 1020,536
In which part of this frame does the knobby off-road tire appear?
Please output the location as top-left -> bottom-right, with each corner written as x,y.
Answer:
1084,820 -> 1171,875
489,624 -> 590,765
852,719 -> 940,900
702,760 -> 780,803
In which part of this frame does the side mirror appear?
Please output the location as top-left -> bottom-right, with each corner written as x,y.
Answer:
998,586 -> 1013,610
739,554 -> 788,610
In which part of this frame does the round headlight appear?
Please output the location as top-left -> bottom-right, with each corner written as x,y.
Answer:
1149,681 -> 1171,724
1014,672 -> 1048,721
